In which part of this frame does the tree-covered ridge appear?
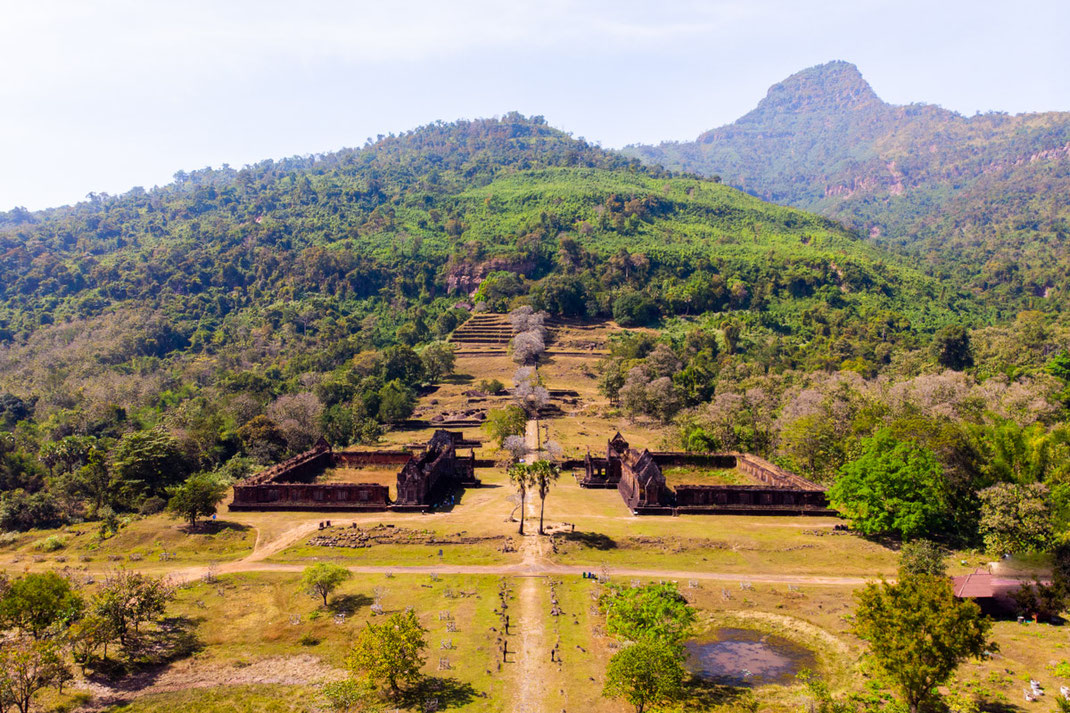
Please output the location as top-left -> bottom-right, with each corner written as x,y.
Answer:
0,112 -> 984,532
625,61 -> 1070,310
0,115 -> 963,381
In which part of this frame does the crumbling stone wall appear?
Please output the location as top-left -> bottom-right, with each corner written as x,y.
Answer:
240,438 -> 333,486
331,451 -> 411,467
617,446 -> 672,511
231,482 -> 390,510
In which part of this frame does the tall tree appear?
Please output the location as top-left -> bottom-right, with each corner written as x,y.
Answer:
978,482 -> 1053,556
853,575 -> 994,713
0,638 -> 70,713
829,430 -> 950,540
507,463 -> 533,535
530,459 -> 561,535
0,572 -> 83,640
92,569 -> 173,651
347,610 -> 428,699
418,342 -> 456,384
600,582 -> 696,644
932,325 -> 974,371
482,405 -> 527,448
602,640 -> 686,713
301,563 -> 352,607
109,428 -> 190,506
166,473 -> 227,529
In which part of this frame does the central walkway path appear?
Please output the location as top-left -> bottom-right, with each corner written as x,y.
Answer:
512,426 -> 548,713
512,533 -> 548,713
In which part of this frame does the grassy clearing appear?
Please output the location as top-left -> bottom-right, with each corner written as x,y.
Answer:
948,617 -> 1070,709
529,472 -> 896,577
662,464 -> 753,487
270,540 -> 514,567
101,685 -> 317,712
164,571 -> 512,711
0,514 -> 256,568
266,467 -> 527,567
320,465 -> 399,499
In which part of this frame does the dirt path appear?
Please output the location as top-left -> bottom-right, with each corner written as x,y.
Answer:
165,515 -> 871,587
188,560 -> 870,585
525,418 -> 540,459
512,534 -> 548,713
78,654 -> 342,709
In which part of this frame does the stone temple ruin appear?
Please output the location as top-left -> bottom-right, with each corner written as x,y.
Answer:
582,432 -> 833,516
230,430 -> 480,513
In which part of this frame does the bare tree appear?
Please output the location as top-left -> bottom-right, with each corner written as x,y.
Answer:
267,392 -> 325,452
508,306 -> 548,337
511,330 -> 546,365
502,435 -> 529,464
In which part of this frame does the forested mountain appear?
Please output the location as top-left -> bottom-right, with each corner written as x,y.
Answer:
626,61 -> 1070,308
0,112 -> 1032,532
0,113 -> 964,424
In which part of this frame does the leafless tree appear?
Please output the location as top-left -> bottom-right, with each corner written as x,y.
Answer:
508,306 -> 548,337
511,330 -> 546,365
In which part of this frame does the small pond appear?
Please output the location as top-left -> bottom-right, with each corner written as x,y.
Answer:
685,627 -> 817,687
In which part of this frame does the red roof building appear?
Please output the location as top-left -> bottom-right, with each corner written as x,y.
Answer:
952,569 -> 1044,617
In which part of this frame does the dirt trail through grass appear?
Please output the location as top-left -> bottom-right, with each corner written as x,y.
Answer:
78,654 -> 341,709
512,534 -> 548,713
166,517 -> 872,587
525,418 -> 540,459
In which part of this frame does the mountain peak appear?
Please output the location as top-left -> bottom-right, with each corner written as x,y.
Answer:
752,60 -> 882,116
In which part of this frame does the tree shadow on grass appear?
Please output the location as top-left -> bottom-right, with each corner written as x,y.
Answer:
86,615 -> 204,681
561,531 -> 618,550
329,593 -> 374,615
136,615 -> 204,665
979,702 -> 1026,713
443,373 -> 475,385
675,678 -> 752,711
399,676 -> 480,709
179,520 -> 252,536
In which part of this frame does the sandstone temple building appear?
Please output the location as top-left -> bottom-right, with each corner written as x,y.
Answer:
230,430 -> 479,513
582,433 -> 832,515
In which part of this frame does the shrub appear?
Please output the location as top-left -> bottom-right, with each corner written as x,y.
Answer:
33,535 -> 66,552
478,378 -> 505,395
139,496 -> 167,515
613,293 -> 658,327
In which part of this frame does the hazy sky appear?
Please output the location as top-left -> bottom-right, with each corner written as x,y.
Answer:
2,0 -> 1067,211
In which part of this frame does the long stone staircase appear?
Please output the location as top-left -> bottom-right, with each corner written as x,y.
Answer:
448,313 -> 513,354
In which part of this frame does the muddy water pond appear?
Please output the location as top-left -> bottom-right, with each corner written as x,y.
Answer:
685,627 -> 817,687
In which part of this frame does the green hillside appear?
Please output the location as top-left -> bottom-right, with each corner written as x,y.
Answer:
626,61 -> 1070,309
0,113 -> 985,530
0,115 -> 964,407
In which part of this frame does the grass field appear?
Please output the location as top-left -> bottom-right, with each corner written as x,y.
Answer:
0,514 -> 257,570
662,464 -> 753,487
320,464 -> 400,499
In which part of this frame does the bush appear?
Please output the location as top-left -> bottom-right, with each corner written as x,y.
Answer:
33,535 -> 66,552
478,378 -> 505,395
0,490 -> 65,531
613,293 -> 658,327
139,496 -> 167,515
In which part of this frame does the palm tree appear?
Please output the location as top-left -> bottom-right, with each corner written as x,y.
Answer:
508,463 -> 532,535
531,460 -> 561,535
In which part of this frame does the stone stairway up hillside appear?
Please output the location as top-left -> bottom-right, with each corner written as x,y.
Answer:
448,314 -> 513,353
